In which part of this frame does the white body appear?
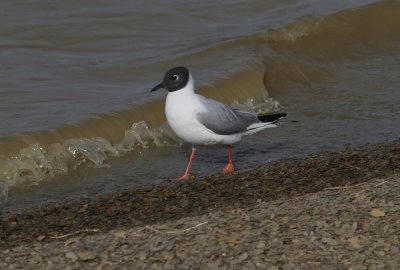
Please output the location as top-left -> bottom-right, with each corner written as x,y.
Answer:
165,74 -> 275,145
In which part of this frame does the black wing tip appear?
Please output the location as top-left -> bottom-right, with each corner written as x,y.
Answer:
257,112 -> 287,123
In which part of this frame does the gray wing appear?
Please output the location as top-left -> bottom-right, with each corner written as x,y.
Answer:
196,97 -> 258,135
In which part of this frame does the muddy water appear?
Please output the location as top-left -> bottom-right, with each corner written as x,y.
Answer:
2,0 -> 400,208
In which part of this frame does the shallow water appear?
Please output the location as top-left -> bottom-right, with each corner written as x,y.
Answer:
2,0 -> 400,208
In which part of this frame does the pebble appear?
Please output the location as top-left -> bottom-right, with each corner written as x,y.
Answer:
111,230 -> 127,239
369,208 -> 385,217
65,251 -> 78,262
231,252 -> 248,264
75,249 -> 97,261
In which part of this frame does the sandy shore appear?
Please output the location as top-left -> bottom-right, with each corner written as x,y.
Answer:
1,141 -> 400,269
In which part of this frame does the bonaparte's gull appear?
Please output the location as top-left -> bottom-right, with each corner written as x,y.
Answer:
151,66 -> 286,180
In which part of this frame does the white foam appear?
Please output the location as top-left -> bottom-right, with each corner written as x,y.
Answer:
0,181 -> 8,205
0,121 -> 180,189
231,97 -> 283,114
264,16 -> 322,42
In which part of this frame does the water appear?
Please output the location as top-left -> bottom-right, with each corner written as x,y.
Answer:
2,0 -> 400,209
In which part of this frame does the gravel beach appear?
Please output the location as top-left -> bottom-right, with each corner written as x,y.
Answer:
1,141 -> 400,269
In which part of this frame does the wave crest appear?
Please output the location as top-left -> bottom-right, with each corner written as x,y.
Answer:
0,121 -> 180,187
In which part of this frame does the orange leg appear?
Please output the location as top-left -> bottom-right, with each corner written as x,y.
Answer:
178,147 -> 196,180
222,145 -> 235,174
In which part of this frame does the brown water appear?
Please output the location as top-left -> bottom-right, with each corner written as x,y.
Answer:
2,0 -> 400,208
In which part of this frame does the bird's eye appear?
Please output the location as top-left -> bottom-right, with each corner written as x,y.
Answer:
172,75 -> 179,80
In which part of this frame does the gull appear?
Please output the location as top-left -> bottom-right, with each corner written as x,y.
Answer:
151,66 -> 286,180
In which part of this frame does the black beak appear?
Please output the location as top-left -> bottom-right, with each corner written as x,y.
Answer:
151,82 -> 165,92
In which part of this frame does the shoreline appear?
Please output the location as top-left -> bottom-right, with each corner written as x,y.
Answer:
1,175 -> 398,269
1,140 -> 400,249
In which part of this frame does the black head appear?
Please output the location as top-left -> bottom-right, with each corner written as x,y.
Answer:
151,66 -> 190,92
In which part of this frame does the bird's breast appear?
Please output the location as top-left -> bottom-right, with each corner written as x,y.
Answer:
166,94 -> 196,129
165,93 -> 196,122
165,94 -> 215,144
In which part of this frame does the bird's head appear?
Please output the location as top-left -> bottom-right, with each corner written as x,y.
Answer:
151,66 -> 190,92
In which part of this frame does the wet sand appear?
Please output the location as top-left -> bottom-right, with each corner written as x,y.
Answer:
1,140 -> 400,268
